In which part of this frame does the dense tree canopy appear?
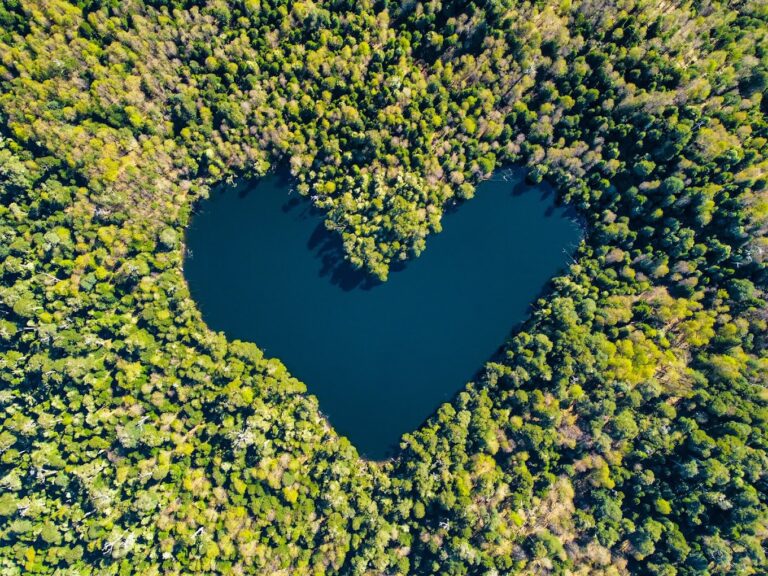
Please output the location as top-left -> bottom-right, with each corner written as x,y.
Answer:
0,0 -> 766,574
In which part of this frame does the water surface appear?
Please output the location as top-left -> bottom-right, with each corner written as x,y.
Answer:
185,169 -> 580,458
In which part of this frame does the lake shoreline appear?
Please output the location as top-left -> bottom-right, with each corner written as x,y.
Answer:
184,167 -> 582,459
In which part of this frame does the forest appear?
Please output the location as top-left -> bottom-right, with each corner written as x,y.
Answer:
0,0 -> 766,574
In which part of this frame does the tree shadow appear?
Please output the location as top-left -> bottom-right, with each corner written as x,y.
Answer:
305,222 -> 383,291
442,166 -> 557,216
280,194 -> 319,221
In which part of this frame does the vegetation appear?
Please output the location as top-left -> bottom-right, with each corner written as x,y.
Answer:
0,0 -> 766,574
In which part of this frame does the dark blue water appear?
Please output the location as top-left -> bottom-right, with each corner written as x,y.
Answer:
184,169 -> 580,459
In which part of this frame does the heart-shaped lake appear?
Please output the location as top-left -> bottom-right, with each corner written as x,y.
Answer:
184,168 -> 581,459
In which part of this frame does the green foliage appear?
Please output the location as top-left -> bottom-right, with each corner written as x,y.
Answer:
0,0 -> 766,574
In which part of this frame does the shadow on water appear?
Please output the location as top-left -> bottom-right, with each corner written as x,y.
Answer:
280,195 -> 320,222
279,184 -> 419,292
305,222 -> 383,291
272,166 -> 574,295
185,165 -> 585,459
224,170 -> 382,292
443,168 -> 559,216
